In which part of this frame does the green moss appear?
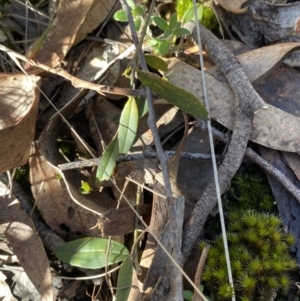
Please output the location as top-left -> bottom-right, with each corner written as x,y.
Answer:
201,211 -> 297,300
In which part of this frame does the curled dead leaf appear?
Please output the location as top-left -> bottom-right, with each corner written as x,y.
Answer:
217,0 -> 248,14
0,73 -> 40,173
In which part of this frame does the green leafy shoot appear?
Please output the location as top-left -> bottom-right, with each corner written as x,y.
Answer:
96,97 -> 140,185
113,3 -> 146,31
55,237 -> 129,269
152,13 -> 190,55
79,181 -> 92,194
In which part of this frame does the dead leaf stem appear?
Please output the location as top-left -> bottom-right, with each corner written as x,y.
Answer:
181,24 -> 267,260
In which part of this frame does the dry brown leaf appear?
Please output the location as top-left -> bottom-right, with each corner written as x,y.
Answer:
0,73 -> 40,173
0,181 -> 53,301
32,0 -> 117,67
29,142 -> 115,240
237,42 -> 300,82
74,0 -> 118,45
163,56 -> 300,152
217,0 -> 248,14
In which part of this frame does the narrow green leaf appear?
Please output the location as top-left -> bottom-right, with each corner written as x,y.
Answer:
55,238 -> 129,269
173,28 -> 190,37
153,16 -> 169,31
118,97 -> 138,154
159,40 -> 171,56
169,13 -> 178,30
135,94 -> 148,118
96,138 -> 119,184
137,70 -> 208,120
116,256 -> 133,301
145,55 -> 168,71
114,10 -> 128,22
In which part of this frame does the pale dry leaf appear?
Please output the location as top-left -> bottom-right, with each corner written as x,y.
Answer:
32,0 -> 116,67
0,181 -> 53,301
217,0 -> 248,14
0,73 -> 41,173
163,57 -> 300,152
0,271 -> 17,301
237,42 -> 300,82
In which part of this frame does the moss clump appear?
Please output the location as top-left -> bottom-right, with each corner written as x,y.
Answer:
224,172 -> 276,213
201,211 -> 297,300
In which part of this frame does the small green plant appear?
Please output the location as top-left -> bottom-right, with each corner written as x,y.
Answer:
201,211 -> 297,300
150,12 -> 190,55
113,0 -> 147,31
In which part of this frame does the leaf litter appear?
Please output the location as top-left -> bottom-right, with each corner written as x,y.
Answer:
2,0 -> 300,300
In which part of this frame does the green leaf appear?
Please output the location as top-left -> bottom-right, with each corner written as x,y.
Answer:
96,138 -> 119,184
174,21 -> 182,31
114,10 -> 128,22
79,181 -> 91,194
183,290 -> 194,301
169,13 -> 178,30
137,70 -> 208,120
134,17 -> 142,31
132,5 -> 147,17
55,238 -> 129,269
153,16 -> 169,31
183,5 -> 203,23
163,28 -> 173,39
173,28 -> 191,37
116,256 -> 133,301
159,40 -> 171,56
135,94 -> 148,118
145,54 -> 168,71
118,97 -> 138,154
126,0 -> 135,9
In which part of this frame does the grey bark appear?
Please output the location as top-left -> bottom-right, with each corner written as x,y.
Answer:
181,23 -> 267,260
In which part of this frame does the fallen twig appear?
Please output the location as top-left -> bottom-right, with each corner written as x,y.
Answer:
182,23 -> 268,261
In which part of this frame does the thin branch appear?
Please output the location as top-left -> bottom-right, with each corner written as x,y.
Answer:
57,151 -> 222,171
196,121 -> 300,203
0,44 -> 142,97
